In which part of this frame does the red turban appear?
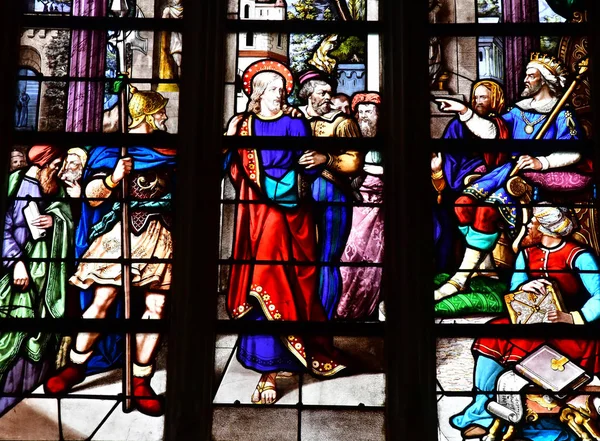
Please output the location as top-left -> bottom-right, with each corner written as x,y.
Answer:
27,145 -> 62,167
351,93 -> 381,114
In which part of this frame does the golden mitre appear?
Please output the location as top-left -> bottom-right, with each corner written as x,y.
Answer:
529,52 -> 566,77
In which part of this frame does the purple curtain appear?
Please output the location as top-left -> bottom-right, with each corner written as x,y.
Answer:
66,0 -> 107,132
503,0 -> 540,103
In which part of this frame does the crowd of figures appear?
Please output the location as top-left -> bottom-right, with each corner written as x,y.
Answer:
0,86 -> 174,418
223,59 -> 384,404
432,52 -> 600,441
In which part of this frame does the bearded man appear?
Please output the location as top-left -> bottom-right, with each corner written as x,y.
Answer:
452,205 -> 600,439
45,88 -> 176,417
434,53 -> 587,300
432,80 -> 510,272
337,92 -> 385,319
297,70 -> 364,319
58,147 -> 88,199
225,59 -> 348,406
0,145 -> 73,415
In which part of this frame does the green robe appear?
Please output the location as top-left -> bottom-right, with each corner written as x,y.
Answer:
0,170 -> 73,380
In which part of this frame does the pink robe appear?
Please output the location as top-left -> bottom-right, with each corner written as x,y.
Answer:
337,174 -> 384,319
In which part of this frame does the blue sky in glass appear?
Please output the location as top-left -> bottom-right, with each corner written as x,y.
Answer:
33,0 -> 72,13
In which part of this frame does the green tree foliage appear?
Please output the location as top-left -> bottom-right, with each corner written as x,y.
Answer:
44,30 -> 70,130
323,7 -> 334,21
477,0 -> 500,17
287,0 -> 319,20
330,36 -> 366,63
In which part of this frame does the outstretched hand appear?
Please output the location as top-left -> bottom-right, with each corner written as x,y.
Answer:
435,98 -> 468,115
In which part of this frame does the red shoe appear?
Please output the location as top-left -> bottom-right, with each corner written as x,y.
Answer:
133,376 -> 164,417
44,363 -> 86,394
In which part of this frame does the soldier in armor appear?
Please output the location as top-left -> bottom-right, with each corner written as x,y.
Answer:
45,87 -> 176,417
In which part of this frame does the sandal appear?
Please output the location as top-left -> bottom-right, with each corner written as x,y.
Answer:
251,373 -> 277,405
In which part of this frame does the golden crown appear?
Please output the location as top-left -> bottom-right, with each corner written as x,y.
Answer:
529,52 -> 566,77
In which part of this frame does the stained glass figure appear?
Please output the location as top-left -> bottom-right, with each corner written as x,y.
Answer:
221,29 -> 384,328
438,336 -> 600,440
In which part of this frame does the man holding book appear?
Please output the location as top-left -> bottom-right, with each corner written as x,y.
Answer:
452,204 -> 600,439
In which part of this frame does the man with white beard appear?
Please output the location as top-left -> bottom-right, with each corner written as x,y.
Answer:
58,147 -> 87,199
297,70 -> 363,319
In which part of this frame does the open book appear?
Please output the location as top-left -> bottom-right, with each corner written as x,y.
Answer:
516,345 -> 591,393
23,201 -> 47,240
504,281 -> 565,324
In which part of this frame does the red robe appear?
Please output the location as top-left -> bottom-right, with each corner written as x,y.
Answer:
226,114 -> 347,377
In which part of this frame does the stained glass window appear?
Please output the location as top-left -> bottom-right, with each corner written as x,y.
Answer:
431,1 -> 598,440
215,0 -> 385,439
0,1 -> 180,438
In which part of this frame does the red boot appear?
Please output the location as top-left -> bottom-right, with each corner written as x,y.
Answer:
44,363 -> 87,394
133,376 -> 164,417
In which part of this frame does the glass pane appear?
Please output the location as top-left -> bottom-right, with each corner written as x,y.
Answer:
227,0 -> 379,21
18,28 -> 181,133
429,0 -> 585,24
437,337 -> 600,440
223,32 -> 382,122
430,36 -> 592,139
214,334 -> 384,404
0,336 -> 167,439
434,163 -> 598,320
24,0 -> 182,19
221,29 -> 383,321
1,144 -> 173,430
219,144 -> 384,323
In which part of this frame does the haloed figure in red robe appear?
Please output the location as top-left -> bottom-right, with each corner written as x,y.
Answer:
224,59 -> 348,405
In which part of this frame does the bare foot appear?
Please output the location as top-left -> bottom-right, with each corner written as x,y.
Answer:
251,372 -> 277,405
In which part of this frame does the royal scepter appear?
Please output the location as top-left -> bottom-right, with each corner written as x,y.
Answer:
112,0 -> 134,413
535,58 -> 588,140
509,57 -> 589,177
